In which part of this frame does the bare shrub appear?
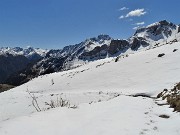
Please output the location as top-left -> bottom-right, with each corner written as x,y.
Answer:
45,97 -> 70,108
45,97 -> 77,109
27,90 -> 41,112
27,90 -> 77,112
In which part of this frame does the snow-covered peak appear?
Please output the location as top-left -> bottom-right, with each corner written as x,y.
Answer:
59,34 -> 112,57
89,34 -> 112,43
82,34 -> 112,52
133,20 -> 178,41
0,47 -> 49,59
146,20 -> 175,28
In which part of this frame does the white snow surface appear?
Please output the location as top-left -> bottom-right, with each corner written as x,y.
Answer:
0,41 -> 180,135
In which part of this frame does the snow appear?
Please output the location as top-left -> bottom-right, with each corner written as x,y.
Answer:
134,21 -> 178,42
10,42 -> 180,95
0,96 -> 180,135
0,47 -> 49,57
146,22 -> 160,28
84,39 -> 111,52
0,41 -> 180,134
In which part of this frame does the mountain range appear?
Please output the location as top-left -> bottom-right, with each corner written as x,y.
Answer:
0,20 -> 179,86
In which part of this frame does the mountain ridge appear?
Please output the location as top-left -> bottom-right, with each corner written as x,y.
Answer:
1,20 -> 180,86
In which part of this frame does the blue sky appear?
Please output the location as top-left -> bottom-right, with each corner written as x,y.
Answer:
0,0 -> 180,49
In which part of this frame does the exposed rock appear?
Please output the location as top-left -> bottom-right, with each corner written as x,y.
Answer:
131,38 -> 140,50
131,93 -> 152,98
159,114 -> 170,119
101,44 -> 108,51
115,56 -> 119,62
108,40 -> 129,55
130,37 -> 149,50
173,49 -> 178,52
89,35 -> 112,44
159,20 -> 170,26
148,20 -> 176,37
157,82 -> 180,112
80,44 -> 108,59
158,53 -> 165,57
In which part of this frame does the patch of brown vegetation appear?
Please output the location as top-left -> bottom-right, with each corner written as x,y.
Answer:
0,84 -> 14,93
157,82 -> 180,112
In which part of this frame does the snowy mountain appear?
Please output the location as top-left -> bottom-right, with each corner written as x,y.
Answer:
134,20 -> 178,41
2,20 -> 180,86
0,46 -> 49,61
4,34 -> 113,85
0,30 -> 180,135
0,47 -> 49,84
44,34 -> 113,71
129,20 -> 179,50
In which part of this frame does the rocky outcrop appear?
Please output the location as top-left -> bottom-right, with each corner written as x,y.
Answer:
178,25 -> 180,33
157,82 -> 180,112
130,37 -> 149,50
80,44 -> 108,59
108,40 -> 129,55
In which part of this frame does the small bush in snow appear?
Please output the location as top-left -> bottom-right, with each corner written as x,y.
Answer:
51,79 -> 54,85
27,90 -> 77,112
45,97 -> 70,108
27,90 -> 41,112
45,97 -> 77,109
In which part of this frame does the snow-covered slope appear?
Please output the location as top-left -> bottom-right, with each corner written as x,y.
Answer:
0,39 -> 180,135
1,95 -> 179,135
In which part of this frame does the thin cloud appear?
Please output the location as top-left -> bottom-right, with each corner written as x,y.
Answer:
133,26 -> 140,30
135,22 -> 145,25
128,19 -> 133,22
119,15 -> 125,19
126,9 -> 147,17
119,7 -> 129,11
